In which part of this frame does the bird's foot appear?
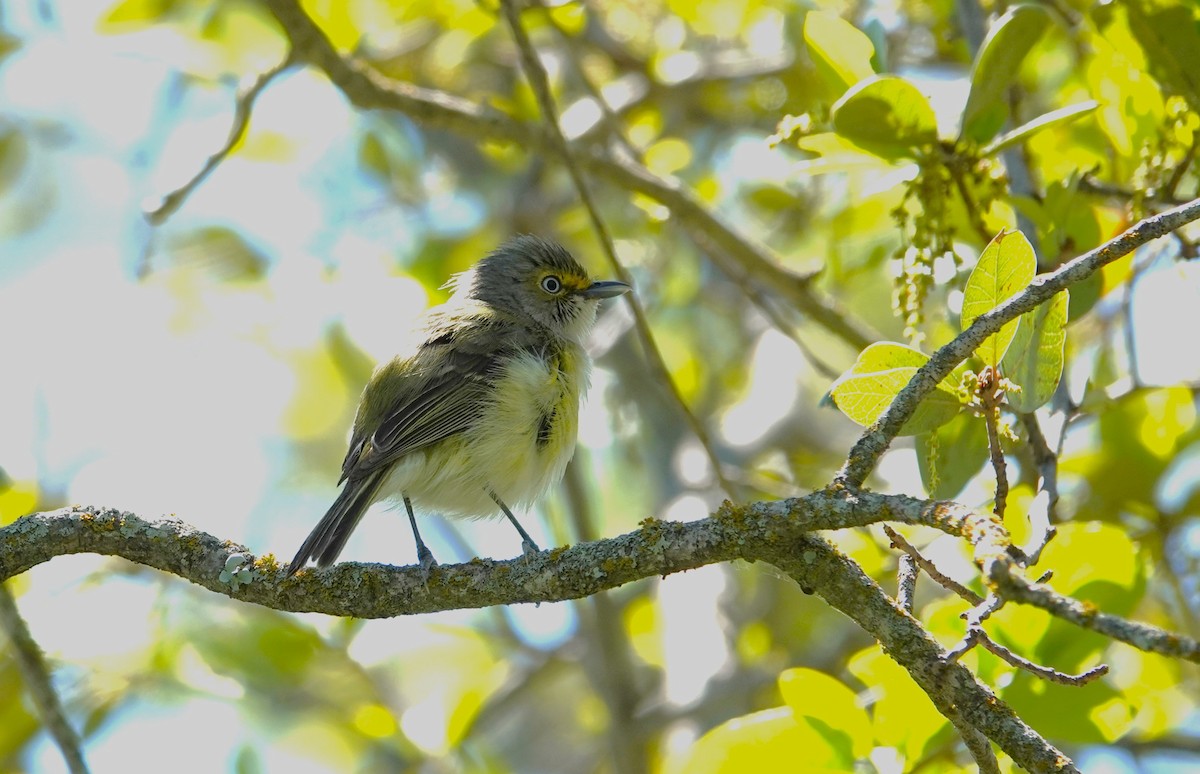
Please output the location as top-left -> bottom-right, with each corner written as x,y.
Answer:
416,545 -> 438,586
520,537 -> 541,560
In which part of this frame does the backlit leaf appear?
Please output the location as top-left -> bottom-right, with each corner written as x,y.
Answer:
778,668 -> 872,759
1003,290 -> 1069,412
830,343 -> 962,435
962,5 -> 1052,142
831,76 -> 938,156
803,12 -> 875,95
961,230 -> 1037,366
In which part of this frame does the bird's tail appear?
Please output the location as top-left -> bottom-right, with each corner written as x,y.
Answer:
287,471 -> 387,576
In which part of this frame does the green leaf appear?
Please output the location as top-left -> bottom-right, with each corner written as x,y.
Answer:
778,668 -> 872,760
830,343 -> 962,435
1126,0 -> 1200,108
831,76 -> 938,156
1002,671 -> 1133,744
961,5 -> 1053,143
982,101 -> 1099,156
844,341 -> 935,373
916,411 -> 990,499
803,12 -> 876,96
848,647 -> 950,763
1003,290 -> 1069,412
673,707 -> 848,773
961,230 -> 1037,366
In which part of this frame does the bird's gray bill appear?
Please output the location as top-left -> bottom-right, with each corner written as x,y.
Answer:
581,280 -> 631,299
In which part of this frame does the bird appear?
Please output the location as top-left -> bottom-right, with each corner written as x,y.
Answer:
287,235 -> 631,577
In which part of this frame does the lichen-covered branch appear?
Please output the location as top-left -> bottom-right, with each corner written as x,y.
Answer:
3,494 -> 983,615
771,537 -> 1075,774
5,503 -> 1070,772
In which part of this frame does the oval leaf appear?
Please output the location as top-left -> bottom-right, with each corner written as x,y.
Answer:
845,341 -> 936,373
831,75 -> 938,154
1003,289 -> 1069,412
831,343 -> 961,435
982,100 -> 1099,157
779,668 -> 872,759
916,411 -> 990,499
961,230 -> 1037,366
961,5 -> 1052,143
803,12 -> 876,95
672,707 -> 847,773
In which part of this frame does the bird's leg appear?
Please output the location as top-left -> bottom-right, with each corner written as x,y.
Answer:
487,488 -> 541,557
404,495 -> 437,581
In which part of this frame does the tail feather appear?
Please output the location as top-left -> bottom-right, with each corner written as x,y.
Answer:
287,472 -> 386,576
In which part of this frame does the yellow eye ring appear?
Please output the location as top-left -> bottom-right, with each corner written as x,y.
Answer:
540,275 -> 563,294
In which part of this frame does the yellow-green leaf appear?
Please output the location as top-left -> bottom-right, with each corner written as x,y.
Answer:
848,647 -> 948,763
830,343 -> 962,435
961,230 -> 1037,366
803,12 -> 876,95
831,76 -> 938,156
670,707 -> 848,773
778,668 -> 872,759
983,101 -> 1099,157
962,5 -> 1052,143
1003,290 -> 1068,412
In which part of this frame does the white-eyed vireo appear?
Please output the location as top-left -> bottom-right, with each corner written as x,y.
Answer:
287,236 -> 630,577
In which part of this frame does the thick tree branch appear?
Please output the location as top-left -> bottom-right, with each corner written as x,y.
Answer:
836,196 -> 1200,488
3,494 -> 987,614
7,495 -> 1198,668
770,538 -> 1073,774
8,503 -> 1075,773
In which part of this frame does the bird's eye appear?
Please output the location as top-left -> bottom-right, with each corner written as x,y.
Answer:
540,275 -> 563,294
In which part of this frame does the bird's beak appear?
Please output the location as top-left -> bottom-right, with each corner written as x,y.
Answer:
580,280 -> 631,299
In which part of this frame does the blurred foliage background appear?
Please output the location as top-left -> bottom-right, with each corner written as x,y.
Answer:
2,0 -> 1200,771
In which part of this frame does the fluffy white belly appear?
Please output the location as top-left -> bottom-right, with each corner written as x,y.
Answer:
375,347 -> 586,517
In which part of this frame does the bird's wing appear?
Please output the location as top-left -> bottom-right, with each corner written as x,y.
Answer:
339,315 -> 527,481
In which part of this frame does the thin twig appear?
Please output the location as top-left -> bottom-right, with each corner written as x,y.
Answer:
947,624 -> 1109,687
144,52 -> 295,225
538,0 -> 641,159
897,553 -> 918,613
979,635 -> 1109,686
499,0 -> 740,498
979,368 -> 1009,521
1018,412 -> 1058,564
0,584 -> 90,774
963,594 -> 1006,629
1163,134 -> 1198,201
884,525 -> 984,605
